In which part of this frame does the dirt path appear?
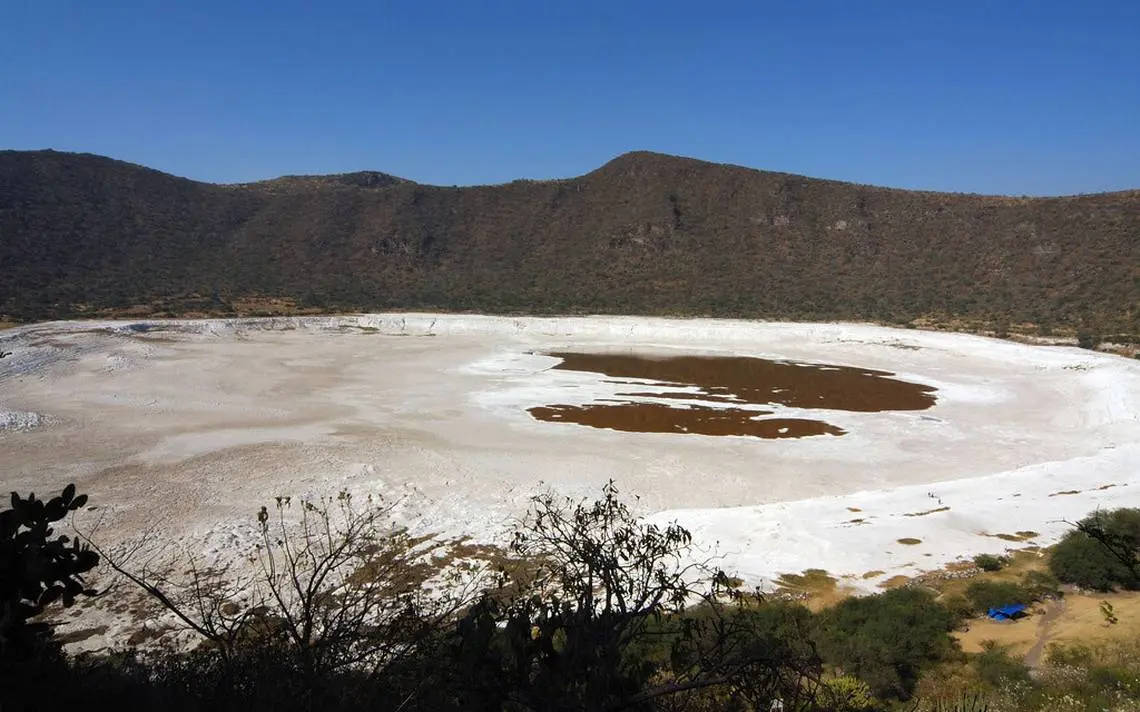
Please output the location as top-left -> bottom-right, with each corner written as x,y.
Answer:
1025,598 -> 1065,670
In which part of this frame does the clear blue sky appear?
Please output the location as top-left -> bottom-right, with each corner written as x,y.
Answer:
4,0 -> 1138,195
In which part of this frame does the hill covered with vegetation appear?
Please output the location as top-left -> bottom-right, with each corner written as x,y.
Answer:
2,149 -> 1137,337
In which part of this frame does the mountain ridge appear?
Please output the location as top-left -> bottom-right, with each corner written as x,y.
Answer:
1,149 -> 1137,336
12,148 -> 1139,197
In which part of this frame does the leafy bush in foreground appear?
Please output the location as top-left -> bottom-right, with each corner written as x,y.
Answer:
2,484 -> 99,712
1,485 -> 97,652
29,488 -> 1140,711
54,482 -> 830,712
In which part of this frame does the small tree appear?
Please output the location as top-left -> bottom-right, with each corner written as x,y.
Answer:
88,490 -> 477,711
1099,600 -> 1118,625
1051,508 -> 1140,591
1019,570 -> 1061,601
451,481 -> 822,711
250,492 -> 470,688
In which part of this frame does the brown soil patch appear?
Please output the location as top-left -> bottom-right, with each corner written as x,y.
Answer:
545,352 -> 938,412
128,625 -> 173,647
530,402 -> 845,439
56,625 -> 109,645
529,351 -> 935,438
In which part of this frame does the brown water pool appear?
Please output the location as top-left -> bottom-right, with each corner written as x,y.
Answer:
527,352 -> 937,439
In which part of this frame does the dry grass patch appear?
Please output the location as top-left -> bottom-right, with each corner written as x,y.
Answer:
862,570 -> 885,579
1046,591 -> 1140,648
878,575 -> 911,589
904,506 -> 951,517
128,625 -> 174,647
56,625 -> 109,645
955,591 -> 1140,663
775,568 -> 837,592
773,568 -> 859,611
897,537 -> 923,546
954,608 -> 1045,657
929,550 -> 1049,601
443,538 -> 514,570
982,531 -> 1039,543
944,560 -> 977,573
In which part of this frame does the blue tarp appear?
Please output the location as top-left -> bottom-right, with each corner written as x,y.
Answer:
986,604 -> 1027,620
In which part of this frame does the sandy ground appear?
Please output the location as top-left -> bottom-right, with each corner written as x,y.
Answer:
2,314 -> 1138,647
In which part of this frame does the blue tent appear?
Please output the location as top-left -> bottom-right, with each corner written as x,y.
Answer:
986,604 -> 1027,621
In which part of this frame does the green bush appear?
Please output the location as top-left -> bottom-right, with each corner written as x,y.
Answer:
1045,642 -> 1094,667
1020,570 -> 1061,600
973,642 -> 1031,687
972,554 -> 1007,572
965,581 -> 1030,614
815,587 -> 959,701
1088,665 -> 1138,693
1077,332 -> 1100,350
1049,508 -> 1140,592
941,594 -> 975,623
738,600 -> 817,640
818,674 -> 877,711
1050,535 -> 1133,591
